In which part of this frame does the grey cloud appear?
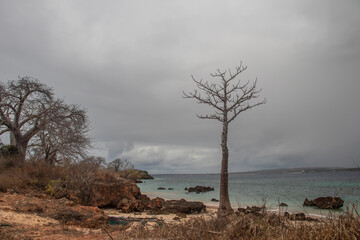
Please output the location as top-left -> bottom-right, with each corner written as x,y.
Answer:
0,0 -> 359,173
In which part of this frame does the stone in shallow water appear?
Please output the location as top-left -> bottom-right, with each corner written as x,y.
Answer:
303,196 -> 344,209
187,186 -> 214,193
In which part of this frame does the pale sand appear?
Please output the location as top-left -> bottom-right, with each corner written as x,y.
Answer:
0,209 -> 59,226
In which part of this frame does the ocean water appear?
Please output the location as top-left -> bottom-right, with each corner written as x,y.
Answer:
138,170 -> 360,216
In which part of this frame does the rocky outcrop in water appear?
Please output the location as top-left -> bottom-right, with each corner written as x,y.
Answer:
187,186 -> 214,193
303,196 -> 344,209
126,169 -> 154,180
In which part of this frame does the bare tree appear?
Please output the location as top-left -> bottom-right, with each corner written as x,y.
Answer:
29,101 -> 91,165
183,63 -> 266,217
0,77 -> 54,161
108,158 -> 133,172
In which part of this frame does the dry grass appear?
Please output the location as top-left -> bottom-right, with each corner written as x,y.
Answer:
104,209 -> 360,240
0,157 -> 67,192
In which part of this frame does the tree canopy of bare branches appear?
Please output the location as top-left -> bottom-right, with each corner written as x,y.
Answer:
108,158 -> 134,172
183,63 -> 266,217
0,77 -> 54,161
29,101 -> 91,165
0,76 -> 91,163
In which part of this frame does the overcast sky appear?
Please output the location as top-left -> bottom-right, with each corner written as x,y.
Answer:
1,0 -> 359,173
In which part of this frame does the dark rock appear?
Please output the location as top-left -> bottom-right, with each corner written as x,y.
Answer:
294,212 -> 306,220
116,198 -> 144,213
184,187 -> 188,190
306,217 -> 319,222
163,199 -> 206,214
303,196 -> 344,209
290,213 -> 306,221
211,198 -> 219,202
150,197 -> 166,210
157,187 -> 166,190
173,216 -> 181,221
238,206 -> 263,215
90,180 -> 142,211
279,202 -> 288,207
168,188 -> 174,190
140,195 -> 165,210
237,207 -> 246,213
135,180 -> 143,183
187,186 -> 214,193
248,206 -> 262,212
285,212 -> 307,221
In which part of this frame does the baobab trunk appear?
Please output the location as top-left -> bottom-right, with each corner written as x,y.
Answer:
10,131 -> 27,163
218,121 -> 234,216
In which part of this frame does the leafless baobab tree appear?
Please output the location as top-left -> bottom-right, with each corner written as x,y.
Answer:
0,77 -> 54,161
183,63 -> 266,217
30,101 -> 91,165
0,77 -> 91,164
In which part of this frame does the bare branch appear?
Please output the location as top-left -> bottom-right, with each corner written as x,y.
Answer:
183,63 -> 266,216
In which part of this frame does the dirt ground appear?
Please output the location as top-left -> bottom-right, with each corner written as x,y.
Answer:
0,192 -> 217,239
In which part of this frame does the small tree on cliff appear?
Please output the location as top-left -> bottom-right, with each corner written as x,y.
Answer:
183,63 -> 266,217
108,158 -> 133,172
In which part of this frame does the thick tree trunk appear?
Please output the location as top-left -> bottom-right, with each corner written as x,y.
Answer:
10,132 -> 16,146
10,132 -> 28,163
16,140 -> 27,163
218,121 -> 234,217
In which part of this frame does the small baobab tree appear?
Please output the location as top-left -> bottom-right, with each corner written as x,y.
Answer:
183,63 -> 266,217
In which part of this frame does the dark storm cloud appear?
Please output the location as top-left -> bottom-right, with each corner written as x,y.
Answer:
0,0 -> 359,173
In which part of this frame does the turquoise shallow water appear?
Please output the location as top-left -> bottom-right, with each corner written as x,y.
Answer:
138,170 -> 360,216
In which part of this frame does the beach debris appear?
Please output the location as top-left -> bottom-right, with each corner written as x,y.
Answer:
187,186 -> 214,193
157,187 -> 166,190
279,202 -> 288,207
108,215 -> 163,226
303,196 -> 344,209
211,198 -> 219,202
163,199 -> 206,214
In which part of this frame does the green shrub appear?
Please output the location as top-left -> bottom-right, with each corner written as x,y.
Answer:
0,145 -> 18,157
